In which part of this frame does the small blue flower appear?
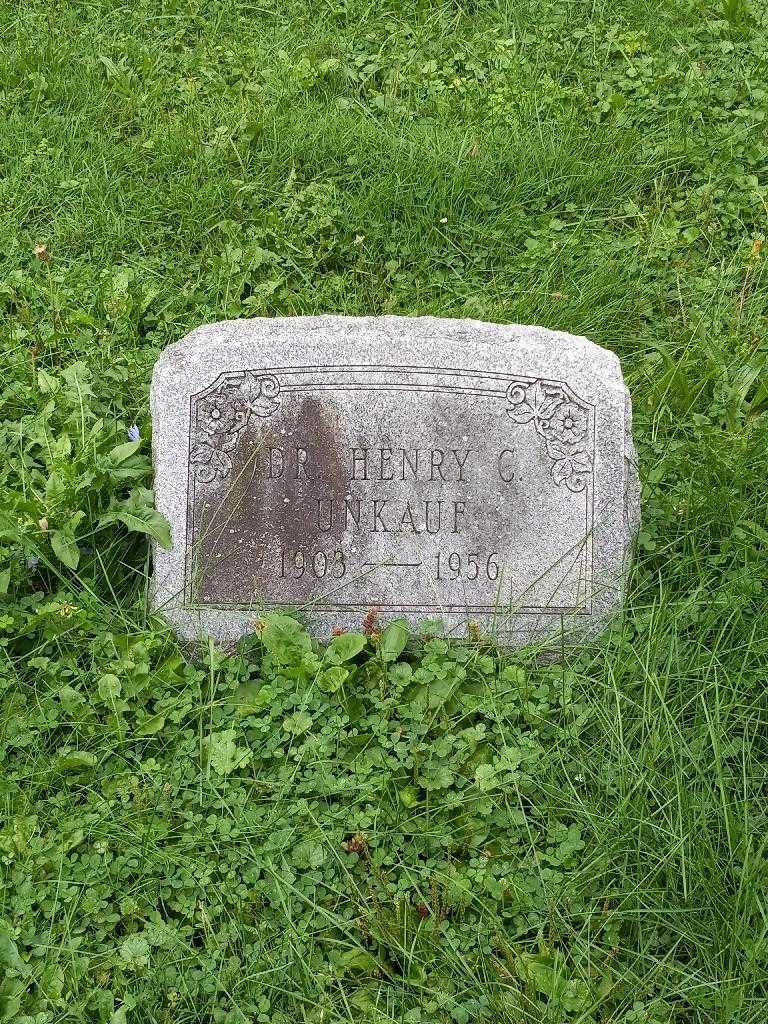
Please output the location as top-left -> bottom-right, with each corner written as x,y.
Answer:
127,424 -> 140,442
26,556 -> 39,569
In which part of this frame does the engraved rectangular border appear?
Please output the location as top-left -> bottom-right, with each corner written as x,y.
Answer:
184,364 -> 595,615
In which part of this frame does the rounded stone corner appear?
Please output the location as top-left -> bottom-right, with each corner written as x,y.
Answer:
151,323 -> 222,391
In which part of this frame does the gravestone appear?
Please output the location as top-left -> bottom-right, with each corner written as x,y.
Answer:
151,316 -> 639,647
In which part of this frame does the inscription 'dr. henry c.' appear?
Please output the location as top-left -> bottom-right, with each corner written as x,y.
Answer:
152,317 -> 639,646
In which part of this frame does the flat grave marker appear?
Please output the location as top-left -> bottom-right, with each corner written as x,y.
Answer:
151,316 -> 639,646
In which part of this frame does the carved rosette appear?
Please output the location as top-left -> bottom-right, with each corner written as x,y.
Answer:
505,379 -> 592,492
190,372 -> 280,483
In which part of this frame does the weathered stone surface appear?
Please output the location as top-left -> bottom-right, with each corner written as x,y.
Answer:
151,316 -> 639,647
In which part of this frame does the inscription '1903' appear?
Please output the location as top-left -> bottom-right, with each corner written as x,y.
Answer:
184,364 -> 595,616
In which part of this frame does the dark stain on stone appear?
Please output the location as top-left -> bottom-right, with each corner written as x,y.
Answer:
191,395 -> 347,605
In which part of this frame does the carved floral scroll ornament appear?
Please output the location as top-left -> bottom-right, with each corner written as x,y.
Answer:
190,372 -> 280,483
506,380 -> 592,492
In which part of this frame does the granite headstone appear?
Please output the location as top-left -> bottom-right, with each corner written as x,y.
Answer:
151,316 -> 639,646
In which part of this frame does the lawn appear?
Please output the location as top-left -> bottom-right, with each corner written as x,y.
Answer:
1,1 -> 768,1021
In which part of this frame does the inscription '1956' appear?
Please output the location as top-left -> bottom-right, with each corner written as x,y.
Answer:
274,547 -> 500,581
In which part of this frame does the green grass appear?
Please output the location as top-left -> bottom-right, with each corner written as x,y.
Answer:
1,1 -> 768,1021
